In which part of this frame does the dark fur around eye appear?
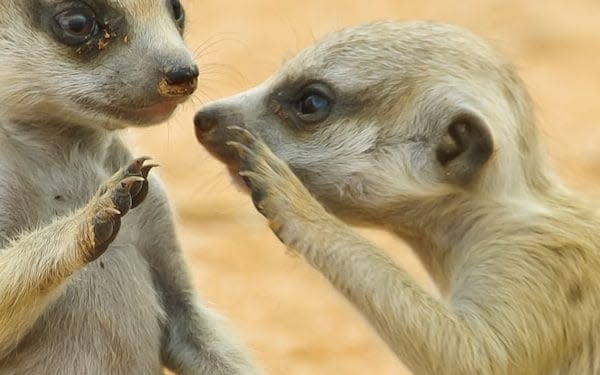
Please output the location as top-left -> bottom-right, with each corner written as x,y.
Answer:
170,0 -> 185,30
53,7 -> 100,46
31,0 -> 129,61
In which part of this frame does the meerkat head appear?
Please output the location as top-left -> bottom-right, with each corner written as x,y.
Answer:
0,0 -> 197,130
195,21 -> 553,224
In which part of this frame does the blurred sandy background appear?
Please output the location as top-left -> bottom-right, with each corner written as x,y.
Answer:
134,1 -> 600,374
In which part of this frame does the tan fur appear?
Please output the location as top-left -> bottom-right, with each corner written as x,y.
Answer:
195,21 -> 600,375
0,1 -> 258,374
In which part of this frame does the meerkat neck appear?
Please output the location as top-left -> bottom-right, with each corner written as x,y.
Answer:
0,118 -> 118,162
390,186 -> 573,293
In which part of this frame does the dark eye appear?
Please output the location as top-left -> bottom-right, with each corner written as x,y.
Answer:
295,88 -> 332,123
54,8 -> 99,45
300,94 -> 329,114
171,0 -> 185,26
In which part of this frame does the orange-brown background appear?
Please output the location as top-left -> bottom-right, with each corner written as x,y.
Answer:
136,1 -> 600,374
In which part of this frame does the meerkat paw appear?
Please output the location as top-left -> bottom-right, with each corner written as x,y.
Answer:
227,127 -> 328,248
79,157 -> 158,263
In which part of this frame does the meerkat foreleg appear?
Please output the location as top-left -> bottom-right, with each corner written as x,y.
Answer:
0,158 -> 155,359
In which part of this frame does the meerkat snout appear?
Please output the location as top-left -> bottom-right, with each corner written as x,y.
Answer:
164,65 -> 199,86
159,64 -> 200,98
194,109 -> 219,132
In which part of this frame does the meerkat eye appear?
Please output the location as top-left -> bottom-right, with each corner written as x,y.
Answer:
295,86 -> 332,123
300,94 -> 328,114
54,8 -> 99,45
170,0 -> 185,27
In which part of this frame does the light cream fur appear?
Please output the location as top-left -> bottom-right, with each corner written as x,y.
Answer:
196,21 -> 600,375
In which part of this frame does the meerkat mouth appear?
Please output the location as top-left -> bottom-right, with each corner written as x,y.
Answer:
90,98 -> 187,124
130,100 -> 183,118
194,128 -> 248,191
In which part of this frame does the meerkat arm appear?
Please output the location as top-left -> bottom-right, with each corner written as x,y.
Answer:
276,219 -> 570,375
284,221 -> 490,374
139,179 -> 259,375
0,213 -> 90,359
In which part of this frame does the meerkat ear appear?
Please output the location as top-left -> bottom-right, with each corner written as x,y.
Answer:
435,113 -> 493,185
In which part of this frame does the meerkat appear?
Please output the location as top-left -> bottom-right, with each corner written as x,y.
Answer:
194,21 -> 600,375
0,1 -> 258,374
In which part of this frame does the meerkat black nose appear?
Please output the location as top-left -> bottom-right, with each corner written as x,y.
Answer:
165,65 -> 199,86
159,64 -> 199,98
194,109 -> 218,132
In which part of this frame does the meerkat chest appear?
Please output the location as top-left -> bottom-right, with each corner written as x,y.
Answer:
0,154 -> 107,237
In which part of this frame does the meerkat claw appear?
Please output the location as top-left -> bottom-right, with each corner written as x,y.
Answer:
120,176 -> 145,189
226,126 -> 260,144
129,163 -> 158,209
140,163 -> 160,178
127,156 -> 152,175
226,141 -> 252,158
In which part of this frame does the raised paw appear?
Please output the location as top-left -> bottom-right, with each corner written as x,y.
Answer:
226,127 -> 327,246
80,157 -> 158,262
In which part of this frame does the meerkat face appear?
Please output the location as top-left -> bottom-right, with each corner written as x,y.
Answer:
195,22 -> 535,222
0,0 -> 197,130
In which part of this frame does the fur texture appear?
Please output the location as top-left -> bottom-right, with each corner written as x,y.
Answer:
195,21 -> 600,375
0,1 -> 257,374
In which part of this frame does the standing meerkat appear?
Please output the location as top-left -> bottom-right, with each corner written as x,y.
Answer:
194,21 -> 600,375
0,1 -> 258,374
